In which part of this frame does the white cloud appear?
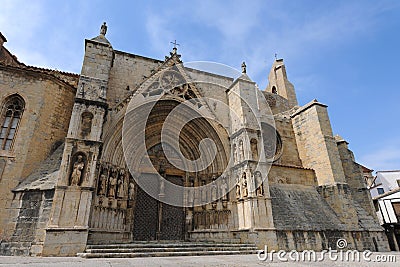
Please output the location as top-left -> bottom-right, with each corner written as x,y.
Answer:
359,138 -> 400,172
192,0 -> 264,41
0,0 -> 48,65
145,13 -> 175,57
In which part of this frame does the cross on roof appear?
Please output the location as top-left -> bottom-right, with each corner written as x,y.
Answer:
170,40 -> 180,49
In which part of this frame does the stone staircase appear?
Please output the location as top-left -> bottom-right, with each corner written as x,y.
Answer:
77,241 -> 259,258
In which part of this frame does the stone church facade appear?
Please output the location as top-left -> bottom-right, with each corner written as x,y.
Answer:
0,25 -> 390,256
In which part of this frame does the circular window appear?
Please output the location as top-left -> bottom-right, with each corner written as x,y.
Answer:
261,122 -> 282,162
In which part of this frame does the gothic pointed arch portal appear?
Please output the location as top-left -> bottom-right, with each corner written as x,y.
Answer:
127,99 -> 230,240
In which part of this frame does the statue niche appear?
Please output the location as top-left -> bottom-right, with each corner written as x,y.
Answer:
98,173 -> 108,195
250,138 -> 258,161
80,111 -> 93,138
108,170 -> 118,198
254,171 -> 264,196
70,153 -> 86,186
241,172 -> 248,198
117,170 -> 126,199
235,175 -> 241,199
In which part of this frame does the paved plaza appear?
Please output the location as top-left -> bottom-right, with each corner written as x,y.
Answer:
1,253 -> 399,267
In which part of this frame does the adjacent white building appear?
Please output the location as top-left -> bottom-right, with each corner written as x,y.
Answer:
369,171 -> 400,251
370,171 -> 400,198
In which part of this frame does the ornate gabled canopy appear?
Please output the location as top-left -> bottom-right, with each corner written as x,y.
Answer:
164,46 -> 182,67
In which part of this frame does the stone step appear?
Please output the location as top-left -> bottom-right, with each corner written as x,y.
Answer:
80,242 -> 258,258
78,250 -> 258,258
86,242 -> 256,249
85,246 -> 256,253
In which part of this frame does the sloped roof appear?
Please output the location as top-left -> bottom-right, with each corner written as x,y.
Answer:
13,143 -> 64,192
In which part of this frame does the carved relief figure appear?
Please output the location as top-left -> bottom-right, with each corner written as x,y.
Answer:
233,144 -> 237,163
221,176 -> 228,201
242,172 -> 248,198
250,138 -> 258,161
98,173 -> 107,195
211,176 -> 218,201
81,112 -> 93,137
108,173 -> 117,197
70,155 -> 85,186
128,181 -> 135,200
236,175 -> 241,199
239,140 -> 244,161
117,177 -> 125,198
254,171 -> 264,196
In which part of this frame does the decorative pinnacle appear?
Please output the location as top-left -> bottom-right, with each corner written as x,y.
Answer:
100,22 -> 107,36
241,61 -> 247,73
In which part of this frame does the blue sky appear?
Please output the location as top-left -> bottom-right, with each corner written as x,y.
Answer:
1,0 -> 399,172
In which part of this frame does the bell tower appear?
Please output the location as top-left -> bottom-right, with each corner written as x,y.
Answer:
42,23 -> 113,256
265,58 -> 298,108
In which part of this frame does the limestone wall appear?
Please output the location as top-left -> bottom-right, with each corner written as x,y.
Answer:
268,165 -> 316,186
107,51 -> 161,107
336,140 -> 377,219
0,190 -> 54,256
0,66 -> 75,241
273,116 -> 303,167
291,101 -> 346,185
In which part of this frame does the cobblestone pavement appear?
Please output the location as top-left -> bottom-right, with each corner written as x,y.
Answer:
1,253 -> 399,267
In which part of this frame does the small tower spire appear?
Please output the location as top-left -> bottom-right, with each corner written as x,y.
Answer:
241,61 -> 247,73
100,22 -> 107,36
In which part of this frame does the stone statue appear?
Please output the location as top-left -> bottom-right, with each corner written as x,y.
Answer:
98,173 -> 107,195
242,173 -> 248,198
128,181 -> 135,200
221,176 -> 228,201
108,174 -> 117,197
117,178 -> 125,198
233,144 -> 237,163
70,155 -> 85,186
241,61 -> 246,73
236,175 -> 241,199
254,171 -> 264,196
211,177 -> 218,201
239,140 -> 244,161
100,22 -> 107,35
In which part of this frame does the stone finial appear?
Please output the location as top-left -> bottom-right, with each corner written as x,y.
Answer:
100,22 -> 107,36
241,61 -> 246,73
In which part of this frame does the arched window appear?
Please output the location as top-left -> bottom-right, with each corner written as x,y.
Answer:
0,95 -> 25,150
272,86 -> 278,94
